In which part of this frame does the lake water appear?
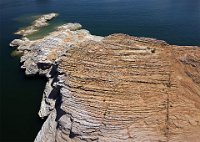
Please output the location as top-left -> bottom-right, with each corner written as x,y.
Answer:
0,0 -> 200,141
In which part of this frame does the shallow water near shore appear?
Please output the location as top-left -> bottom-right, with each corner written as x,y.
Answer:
27,19 -> 67,40
0,0 -> 200,141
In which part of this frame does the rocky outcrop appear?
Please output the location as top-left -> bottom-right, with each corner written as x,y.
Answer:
11,21 -> 200,142
15,13 -> 58,36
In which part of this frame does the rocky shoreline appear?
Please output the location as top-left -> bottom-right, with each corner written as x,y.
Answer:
10,13 -> 200,142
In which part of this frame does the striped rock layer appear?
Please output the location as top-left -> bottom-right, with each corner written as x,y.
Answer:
54,34 -> 200,142
11,22 -> 200,142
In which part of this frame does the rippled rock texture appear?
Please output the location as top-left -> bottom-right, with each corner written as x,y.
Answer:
11,19 -> 200,142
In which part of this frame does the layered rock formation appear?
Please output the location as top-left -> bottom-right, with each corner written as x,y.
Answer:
11,17 -> 200,142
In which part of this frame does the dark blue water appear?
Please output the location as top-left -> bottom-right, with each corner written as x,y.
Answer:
0,0 -> 200,141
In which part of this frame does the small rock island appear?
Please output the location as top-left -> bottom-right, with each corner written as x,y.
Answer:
15,13 -> 58,36
10,13 -> 200,142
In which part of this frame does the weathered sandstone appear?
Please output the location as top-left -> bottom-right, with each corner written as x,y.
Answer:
11,21 -> 200,142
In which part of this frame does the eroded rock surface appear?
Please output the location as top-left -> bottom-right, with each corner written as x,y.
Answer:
11,22 -> 200,142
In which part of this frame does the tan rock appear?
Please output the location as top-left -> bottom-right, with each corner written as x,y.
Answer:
11,22 -> 200,142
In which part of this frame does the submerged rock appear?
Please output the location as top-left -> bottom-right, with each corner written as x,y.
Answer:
11,21 -> 200,142
10,50 -> 24,57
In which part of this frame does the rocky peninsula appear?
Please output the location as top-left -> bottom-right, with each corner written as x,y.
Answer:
10,13 -> 200,142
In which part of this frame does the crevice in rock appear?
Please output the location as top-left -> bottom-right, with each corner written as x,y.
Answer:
165,73 -> 171,142
55,93 -> 66,121
69,130 -> 79,139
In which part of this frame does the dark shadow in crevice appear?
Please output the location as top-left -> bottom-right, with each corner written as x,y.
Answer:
69,130 -> 79,138
55,92 -> 66,121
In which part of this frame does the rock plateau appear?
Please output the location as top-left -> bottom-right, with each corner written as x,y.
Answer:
10,13 -> 200,142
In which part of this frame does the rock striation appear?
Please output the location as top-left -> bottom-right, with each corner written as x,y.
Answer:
15,13 -> 58,36
11,19 -> 200,142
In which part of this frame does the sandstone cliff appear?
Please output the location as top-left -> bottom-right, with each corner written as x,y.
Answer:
10,16 -> 200,142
